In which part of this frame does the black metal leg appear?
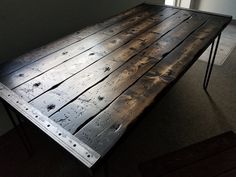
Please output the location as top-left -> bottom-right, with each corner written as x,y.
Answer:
203,33 -> 222,90
86,162 -> 109,177
15,112 -> 33,154
2,101 -> 33,157
87,168 -> 94,177
103,159 -> 109,177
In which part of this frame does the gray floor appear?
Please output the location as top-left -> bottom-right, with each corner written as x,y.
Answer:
199,23 -> 236,65
0,26 -> 236,177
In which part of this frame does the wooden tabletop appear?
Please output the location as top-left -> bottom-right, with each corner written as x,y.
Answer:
0,3 -> 232,168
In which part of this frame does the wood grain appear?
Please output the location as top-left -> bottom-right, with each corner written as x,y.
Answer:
161,147 -> 236,177
13,8 -> 179,101
140,132 -> 236,177
0,3 -> 232,168
75,16 -> 229,155
29,10 -> 193,117
0,5 -> 161,89
0,4 -> 150,77
50,13 -> 207,134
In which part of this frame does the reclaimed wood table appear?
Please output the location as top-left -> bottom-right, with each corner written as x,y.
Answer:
0,3 -> 232,172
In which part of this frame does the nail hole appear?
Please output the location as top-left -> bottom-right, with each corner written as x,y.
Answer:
87,154 -> 91,158
47,104 -> 55,111
47,124 -> 50,127
16,101 -> 19,103
89,52 -> 95,56
26,108 -> 28,110
98,96 -> 104,101
8,94 -> 10,97
129,47 -> 136,51
62,51 -> 68,55
73,144 -> 76,147
35,115 -> 38,118
104,67 -> 110,72
58,133 -> 61,136
33,82 -> 41,87
18,74 -> 24,77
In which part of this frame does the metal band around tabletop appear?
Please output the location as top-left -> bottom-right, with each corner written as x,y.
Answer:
0,83 -> 100,168
0,3 -> 232,170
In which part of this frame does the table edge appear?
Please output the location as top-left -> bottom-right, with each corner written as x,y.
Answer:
0,83 -> 100,168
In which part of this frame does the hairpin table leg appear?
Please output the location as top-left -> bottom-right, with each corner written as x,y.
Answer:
2,100 -> 33,157
203,33 -> 222,90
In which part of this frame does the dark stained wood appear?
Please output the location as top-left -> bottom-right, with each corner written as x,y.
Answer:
216,169 -> 236,177
0,4 -> 150,77
50,13 -> 208,134
29,10 -> 195,117
0,6 -> 162,89
139,131 -> 236,177
75,15 -> 231,155
0,3 -> 232,168
161,146 -> 236,177
13,8 -> 179,101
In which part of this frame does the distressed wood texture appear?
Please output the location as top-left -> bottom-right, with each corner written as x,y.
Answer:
1,5 -> 162,89
0,3 -> 232,162
0,4 -> 150,77
140,132 -> 236,177
75,14 -> 231,155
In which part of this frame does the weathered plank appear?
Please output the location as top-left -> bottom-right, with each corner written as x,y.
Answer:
75,16 -> 228,155
0,3 -> 232,169
29,10 -> 194,117
13,8 -> 179,101
0,6 -> 161,89
140,132 -> 236,177
0,4 -> 150,77
160,147 -> 236,177
216,169 -> 236,177
50,13 -> 207,134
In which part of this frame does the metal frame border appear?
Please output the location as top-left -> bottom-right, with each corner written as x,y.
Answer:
0,4 -> 232,172
0,83 -> 100,168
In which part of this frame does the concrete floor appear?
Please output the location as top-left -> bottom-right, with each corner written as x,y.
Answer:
0,28 -> 236,177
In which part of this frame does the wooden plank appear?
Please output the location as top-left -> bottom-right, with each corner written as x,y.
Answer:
13,8 -> 179,101
0,6 -> 161,89
161,147 -> 236,177
216,169 -> 236,177
29,10 -> 194,117
0,4 -> 150,77
139,131 -> 236,177
50,13 -> 207,134
75,16 -> 229,155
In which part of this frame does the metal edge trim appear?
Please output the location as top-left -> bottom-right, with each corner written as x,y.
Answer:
0,83 -> 100,168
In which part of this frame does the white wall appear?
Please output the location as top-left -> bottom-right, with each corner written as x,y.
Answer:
193,0 -> 236,19
180,0 -> 192,8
